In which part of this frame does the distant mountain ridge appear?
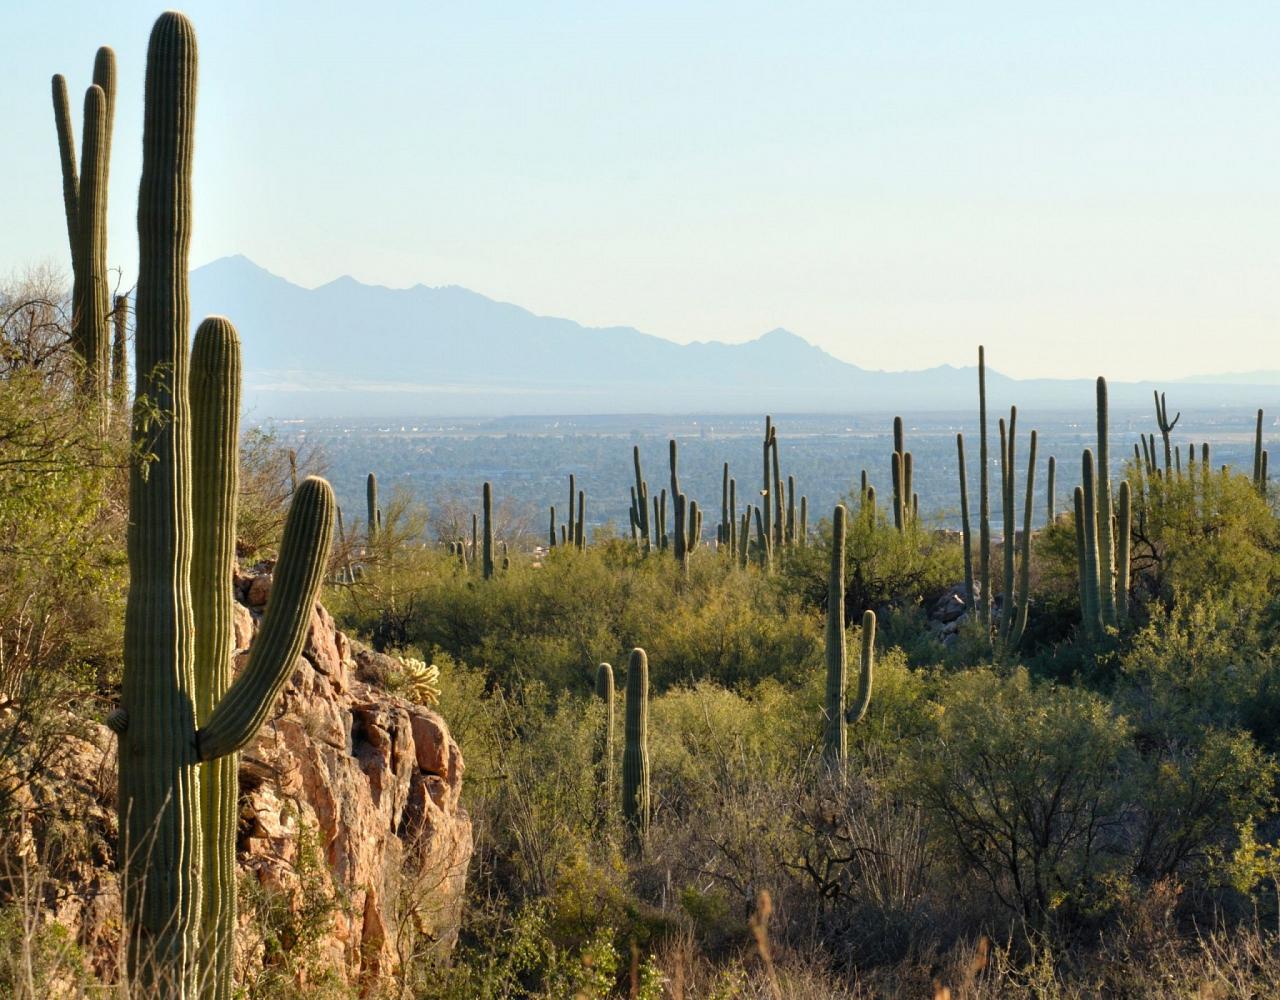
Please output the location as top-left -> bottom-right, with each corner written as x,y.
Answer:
189,255 -> 1280,417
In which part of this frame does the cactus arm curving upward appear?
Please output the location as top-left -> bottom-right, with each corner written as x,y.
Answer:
846,610 -> 875,725
197,479 -> 333,760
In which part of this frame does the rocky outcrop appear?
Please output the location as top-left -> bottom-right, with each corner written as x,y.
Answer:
9,570 -> 472,989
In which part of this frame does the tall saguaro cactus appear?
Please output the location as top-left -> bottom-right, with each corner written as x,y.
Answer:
1095,378 -> 1117,624
595,663 -> 615,795
482,482 -> 494,579
978,346 -> 992,632
956,433 -> 974,610
622,648 -> 650,846
53,45 -> 116,409
116,16 -> 335,996
824,505 -> 848,765
366,472 -> 378,542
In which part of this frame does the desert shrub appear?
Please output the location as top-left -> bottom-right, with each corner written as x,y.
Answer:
909,668 -> 1134,932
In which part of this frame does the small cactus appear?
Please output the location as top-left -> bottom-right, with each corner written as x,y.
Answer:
622,648 -> 650,846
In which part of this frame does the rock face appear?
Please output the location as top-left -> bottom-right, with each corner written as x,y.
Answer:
11,570 -> 472,989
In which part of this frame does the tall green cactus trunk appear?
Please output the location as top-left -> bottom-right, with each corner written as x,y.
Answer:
548,505 -> 556,549
1046,455 -> 1056,524
1006,430 -> 1037,652
622,648 -> 650,847
366,472 -> 378,542
1080,450 -> 1103,638
1095,378 -> 1117,627
978,347 -> 992,634
761,418 -> 772,554
482,482 -> 494,579
956,433 -> 974,612
1116,480 -> 1132,621
633,446 -> 651,553
190,318 -> 240,1000
799,494 -> 808,547
116,17 -> 335,995
576,489 -> 585,548
595,663 -> 614,798
824,505 -> 847,765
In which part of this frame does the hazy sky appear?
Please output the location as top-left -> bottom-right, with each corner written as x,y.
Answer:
3,2 -> 1278,380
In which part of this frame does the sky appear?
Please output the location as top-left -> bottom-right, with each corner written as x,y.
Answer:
2,1 -> 1278,381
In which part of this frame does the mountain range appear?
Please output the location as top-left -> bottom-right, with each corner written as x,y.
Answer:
189,255 -> 1280,417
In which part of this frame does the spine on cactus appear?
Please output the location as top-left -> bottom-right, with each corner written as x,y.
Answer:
621,648 -> 650,846
978,346 -> 991,632
1006,429 -> 1037,651
824,505 -> 848,765
366,472 -> 378,542
1046,455 -> 1056,524
482,482 -> 494,579
1080,450 -> 1102,638
1116,479 -> 1131,621
847,610 -> 875,725
957,433 -> 974,612
1095,378 -> 1117,626
595,662 -> 614,794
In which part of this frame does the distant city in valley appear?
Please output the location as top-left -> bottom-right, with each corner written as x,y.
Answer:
270,407 -> 1277,543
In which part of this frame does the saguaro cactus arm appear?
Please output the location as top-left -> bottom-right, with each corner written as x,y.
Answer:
197,478 -> 333,760
846,610 -> 875,725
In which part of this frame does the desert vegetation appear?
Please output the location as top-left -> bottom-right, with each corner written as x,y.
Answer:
4,10 -> 1280,1000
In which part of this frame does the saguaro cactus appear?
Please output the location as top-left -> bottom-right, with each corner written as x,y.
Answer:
366,472 -> 378,542
824,505 -> 848,764
1116,480 -> 1132,620
1006,430 -> 1037,651
116,16 -> 334,995
978,347 -> 992,632
595,662 -> 614,793
53,46 -> 116,408
1255,409 -> 1267,494
482,482 -> 494,579
1046,455 -> 1056,524
622,648 -> 650,845
633,446 -> 651,553
1154,390 -> 1180,477
1095,378 -> 1117,625
956,433 -> 974,610
111,294 -> 128,414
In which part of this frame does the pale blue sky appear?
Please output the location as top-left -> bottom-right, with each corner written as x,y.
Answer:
3,2 -> 1278,380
